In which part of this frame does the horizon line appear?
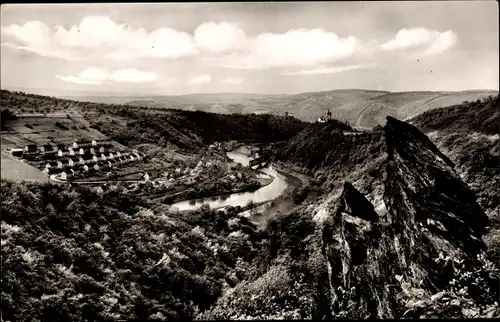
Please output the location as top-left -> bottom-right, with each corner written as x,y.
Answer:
1,86 -> 498,98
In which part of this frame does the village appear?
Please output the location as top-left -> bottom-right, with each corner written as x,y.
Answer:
3,138 -> 269,204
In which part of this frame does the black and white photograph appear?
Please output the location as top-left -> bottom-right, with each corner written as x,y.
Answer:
1,1 -> 499,320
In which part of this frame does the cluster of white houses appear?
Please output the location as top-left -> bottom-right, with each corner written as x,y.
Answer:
45,150 -> 147,180
12,139 -> 113,157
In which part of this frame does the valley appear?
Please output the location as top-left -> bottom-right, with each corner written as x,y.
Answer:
1,90 -> 499,321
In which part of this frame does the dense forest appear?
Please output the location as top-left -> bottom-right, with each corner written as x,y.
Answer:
1,181 -> 268,321
103,109 -> 307,150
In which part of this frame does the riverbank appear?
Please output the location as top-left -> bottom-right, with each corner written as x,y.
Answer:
240,164 -> 311,226
161,176 -> 274,205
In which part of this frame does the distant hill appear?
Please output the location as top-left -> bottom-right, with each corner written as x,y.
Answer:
61,89 -> 498,128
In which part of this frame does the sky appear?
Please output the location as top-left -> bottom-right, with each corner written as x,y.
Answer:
1,2 -> 498,95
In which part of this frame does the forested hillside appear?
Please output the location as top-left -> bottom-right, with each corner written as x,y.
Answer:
103,109 -> 307,150
0,90 -> 308,152
1,181 -> 266,321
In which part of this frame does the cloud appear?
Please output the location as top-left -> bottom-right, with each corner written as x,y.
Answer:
194,22 -> 247,53
202,25 -> 360,69
223,77 -> 243,84
380,28 -> 457,57
56,67 -> 163,85
1,16 -> 458,70
1,16 -> 198,61
282,64 -> 375,75
1,18 -> 360,69
187,74 -> 212,85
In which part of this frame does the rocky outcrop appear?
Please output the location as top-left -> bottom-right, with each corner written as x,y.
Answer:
320,116 -> 495,318
200,116 -> 498,319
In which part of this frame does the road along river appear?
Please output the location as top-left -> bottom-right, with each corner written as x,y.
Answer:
170,147 -> 291,211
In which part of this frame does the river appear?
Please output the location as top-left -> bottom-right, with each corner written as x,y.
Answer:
170,146 -> 290,211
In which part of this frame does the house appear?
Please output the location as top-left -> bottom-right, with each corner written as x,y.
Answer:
129,155 -> 135,162
40,144 -> 53,152
24,144 -> 37,153
91,140 -> 97,146
78,157 -> 85,165
77,140 -> 92,148
82,154 -> 94,164
116,151 -> 121,157
79,148 -> 85,155
57,160 -> 64,169
94,164 -> 100,171
144,173 -> 150,182
100,153 -> 107,161
72,142 -> 79,149
92,155 -> 99,163
11,148 -> 23,157
83,165 -> 89,172
45,162 -> 52,169
108,152 -> 115,159
68,148 -> 75,156
90,148 -> 96,154
69,158 -> 79,167
99,146 -> 106,153
97,139 -> 111,146
58,150 -> 64,157
60,172 -> 67,181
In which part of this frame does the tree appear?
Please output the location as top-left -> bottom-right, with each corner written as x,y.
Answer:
1,108 -> 17,130
247,200 -> 255,215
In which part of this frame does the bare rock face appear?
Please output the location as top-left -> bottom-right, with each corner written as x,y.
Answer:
320,116 -> 494,318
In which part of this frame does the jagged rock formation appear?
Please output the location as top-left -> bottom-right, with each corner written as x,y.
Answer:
201,116 -> 499,319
